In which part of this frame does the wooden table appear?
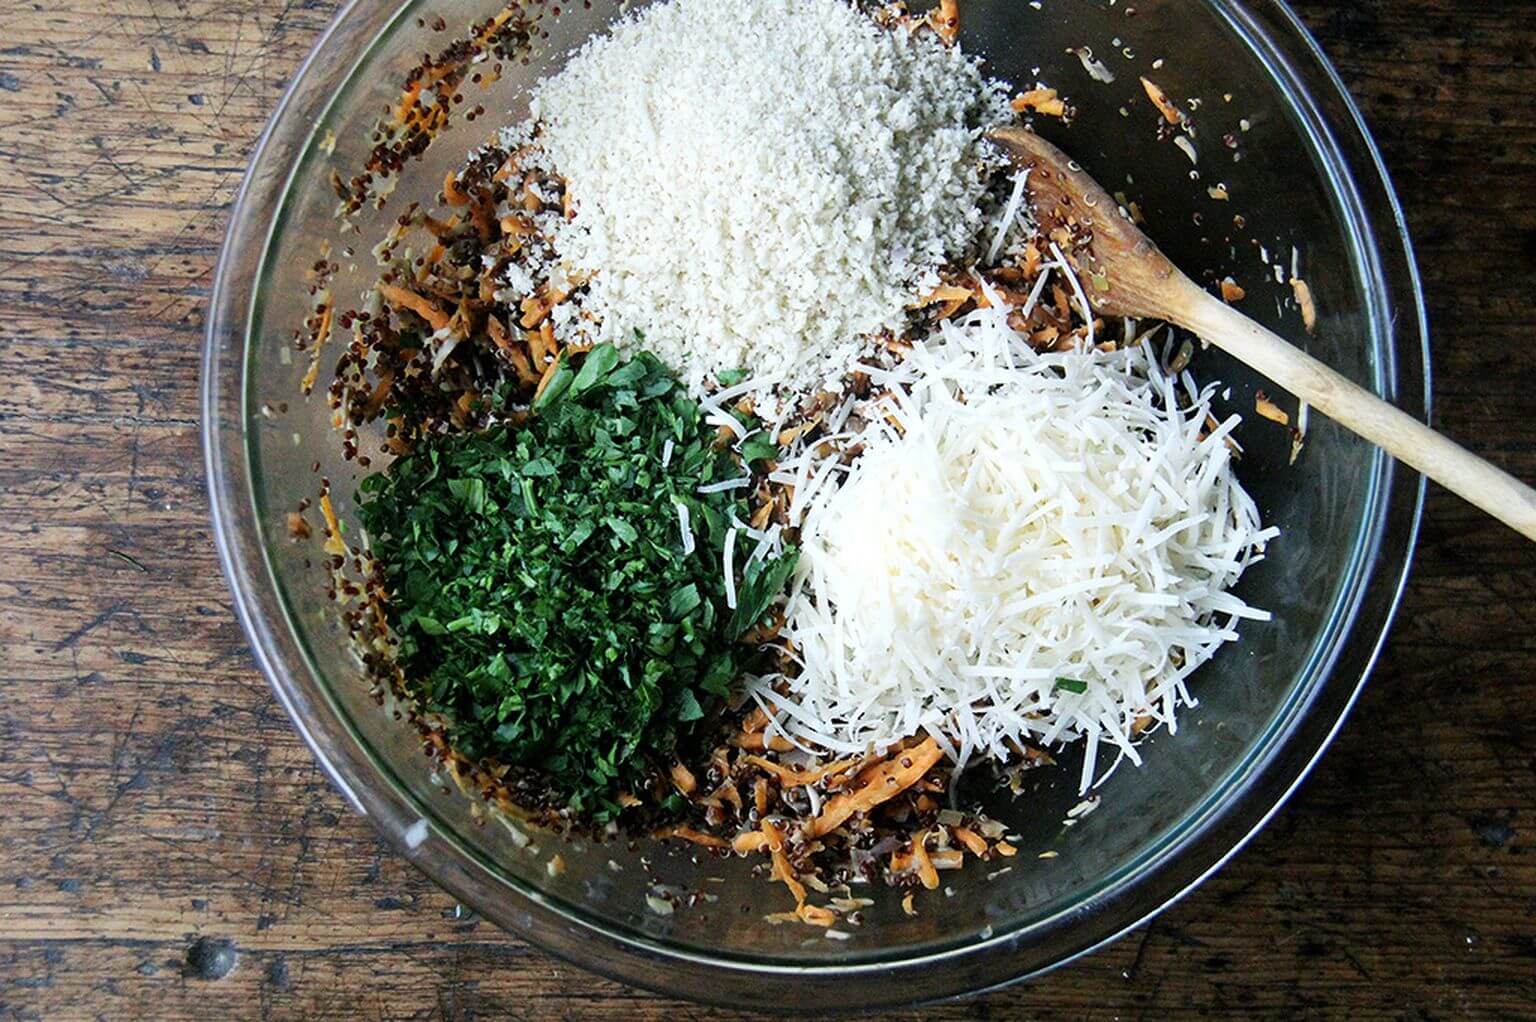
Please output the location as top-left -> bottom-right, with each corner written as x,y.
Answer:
3,1 -> 1534,1017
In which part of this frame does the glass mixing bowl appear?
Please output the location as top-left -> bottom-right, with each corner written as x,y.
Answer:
202,0 -> 1427,1008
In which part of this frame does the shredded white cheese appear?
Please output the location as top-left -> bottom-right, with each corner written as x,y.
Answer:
986,170 -> 1031,266
674,501 -> 694,557
760,300 -> 1276,791
723,527 -> 739,610
697,477 -> 751,495
528,0 -> 1010,394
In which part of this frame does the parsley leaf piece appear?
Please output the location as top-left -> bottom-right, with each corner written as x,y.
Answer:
358,347 -> 792,814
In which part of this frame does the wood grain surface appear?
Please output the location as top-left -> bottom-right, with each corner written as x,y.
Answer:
2,1 -> 1535,1018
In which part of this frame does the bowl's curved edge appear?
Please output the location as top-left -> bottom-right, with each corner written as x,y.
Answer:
201,0 -> 1430,1010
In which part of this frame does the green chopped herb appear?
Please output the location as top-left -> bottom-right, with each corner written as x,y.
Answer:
358,345 -> 795,814
1054,677 -> 1089,694
738,432 -> 780,465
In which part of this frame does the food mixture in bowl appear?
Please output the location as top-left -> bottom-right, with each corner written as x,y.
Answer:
292,0 -> 1284,932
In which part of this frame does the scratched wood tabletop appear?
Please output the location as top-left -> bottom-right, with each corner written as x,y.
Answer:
2,0 -> 1535,1018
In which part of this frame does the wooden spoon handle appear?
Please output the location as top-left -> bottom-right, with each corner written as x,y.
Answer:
1176,284 -> 1536,541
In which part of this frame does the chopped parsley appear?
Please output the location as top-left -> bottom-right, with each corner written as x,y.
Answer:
358,345 -> 795,815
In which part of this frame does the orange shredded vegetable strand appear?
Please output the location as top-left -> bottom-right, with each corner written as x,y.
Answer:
670,763 -> 698,796
760,820 -> 808,906
532,350 -> 566,404
803,738 -> 944,839
657,826 -> 729,849
1292,277 -> 1318,333
319,491 -> 345,557
377,283 -> 451,332
741,754 -> 862,789
733,830 -> 769,855
797,903 -> 837,927
911,831 -> 940,890
731,732 -> 795,753
1141,76 -> 1182,124
951,826 -> 988,856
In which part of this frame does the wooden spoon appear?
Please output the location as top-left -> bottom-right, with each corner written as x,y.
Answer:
989,125 -> 1536,541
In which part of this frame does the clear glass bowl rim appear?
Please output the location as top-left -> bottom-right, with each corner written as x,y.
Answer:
201,0 -> 1429,1008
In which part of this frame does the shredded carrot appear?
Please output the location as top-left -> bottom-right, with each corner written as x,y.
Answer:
493,149 -> 524,182
470,196 -> 496,242
821,754 -> 885,792
803,738 -> 943,839
911,831 -> 940,890
1141,76 -> 1182,124
377,283 -> 451,332
753,778 -> 770,817
760,820 -> 808,906
1011,87 -> 1067,118
474,6 -> 517,45
526,325 -> 553,366
753,822 -> 836,926
732,732 -> 795,753
361,369 -> 396,419
797,903 -> 837,927
1292,277 -> 1317,333
301,351 -> 323,395
733,830 -> 769,855
300,302 -> 335,394
319,491 -> 346,557
914,283 -> 972,310
656,825 -> 728,849
670,762 -> 698,796
423,213 -> 461,239
450,390 -> 479,428
742,754 -> 862,789
616,793 -> 642,808
709,779 -> 743,815
928,0 -> 960,44
1220,277 -> 1246,303
417,243 -> 447,285
1255,391 -> 1290,427
393,79 -> 424,126
518,280 -> 572,329
500,214 -> 535,238
932,849 -> 964,870
507,344 -> 538,384
443,170 -> 469,207
486,316 -> 539,384
314,303 -> 334,350
532,351 -> 566,404
952,826 -> 989,857
994,842 -> 1017,858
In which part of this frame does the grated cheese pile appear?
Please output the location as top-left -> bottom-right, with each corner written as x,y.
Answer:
759,286 -> 1278,791
529,0 -> 1010,394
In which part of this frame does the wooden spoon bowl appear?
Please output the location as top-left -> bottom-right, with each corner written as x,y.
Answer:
989,125 -> 1536,542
